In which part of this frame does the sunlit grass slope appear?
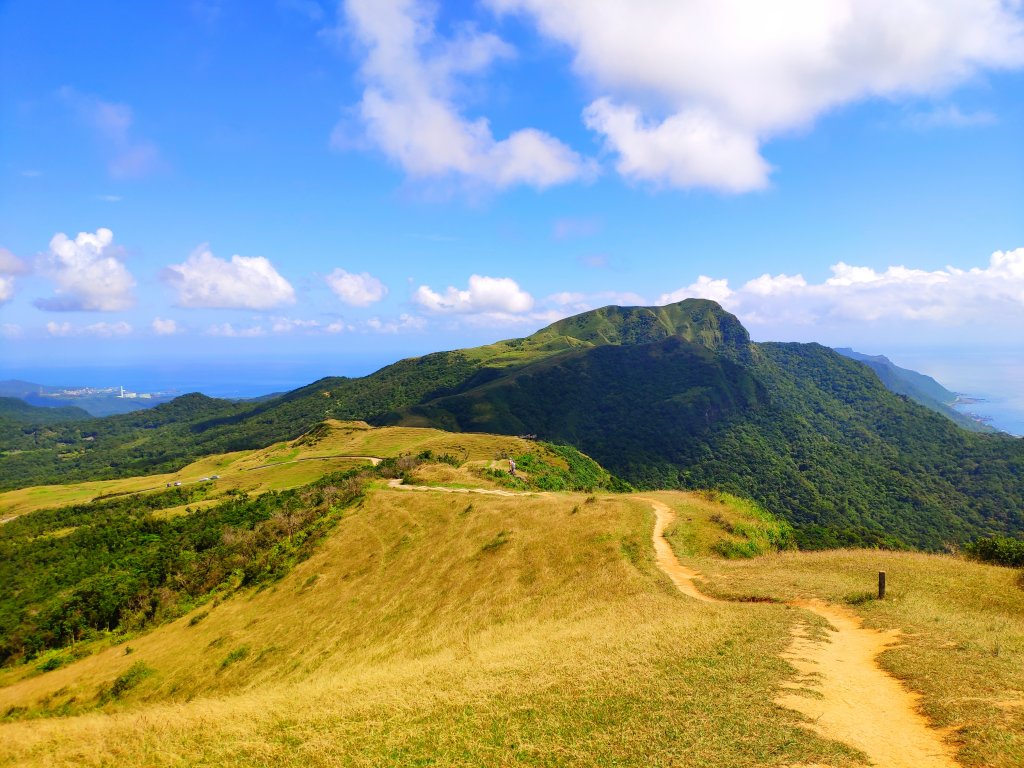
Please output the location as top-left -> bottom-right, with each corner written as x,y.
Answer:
2,425 -> 1022,767
662,489 -> 1024,768
0,484 -> 856,767
0,420 -> 535,519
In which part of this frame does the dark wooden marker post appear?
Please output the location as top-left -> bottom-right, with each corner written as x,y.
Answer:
878,571 -> 886,600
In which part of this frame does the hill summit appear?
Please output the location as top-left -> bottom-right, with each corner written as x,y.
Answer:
1,299 -> 1021,550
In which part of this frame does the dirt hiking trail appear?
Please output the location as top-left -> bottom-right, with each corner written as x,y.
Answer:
648,497 -> 960,768
388,483 -> 960,767
386,478 -> 533,497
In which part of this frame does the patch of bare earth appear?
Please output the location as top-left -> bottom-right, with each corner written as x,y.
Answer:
649,497 -> 960,768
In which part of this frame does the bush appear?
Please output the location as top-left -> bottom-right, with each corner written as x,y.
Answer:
219,645 -> 250,669
102,661 -> 155,701
964,535 -> 1024,568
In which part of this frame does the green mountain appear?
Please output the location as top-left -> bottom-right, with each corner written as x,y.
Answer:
834,348 -> 989,432
1,300 -> 1021,550
0,397 -> 89,427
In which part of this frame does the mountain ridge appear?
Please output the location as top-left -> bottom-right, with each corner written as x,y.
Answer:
0,299 -> 1020,550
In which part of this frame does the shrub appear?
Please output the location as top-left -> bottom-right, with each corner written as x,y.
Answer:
964,535 -> 1024,568
101,661 -> 155,701
219,645 -> 250,670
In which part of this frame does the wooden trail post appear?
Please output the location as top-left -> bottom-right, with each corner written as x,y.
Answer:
878,571 -> 886,600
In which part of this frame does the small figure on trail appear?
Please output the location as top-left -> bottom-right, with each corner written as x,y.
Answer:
509,457 -> 517,477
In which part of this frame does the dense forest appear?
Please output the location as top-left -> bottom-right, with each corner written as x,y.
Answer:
1,299 -> 1021,550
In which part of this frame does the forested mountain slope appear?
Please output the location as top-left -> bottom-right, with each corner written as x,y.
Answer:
1,300 -> 1020,550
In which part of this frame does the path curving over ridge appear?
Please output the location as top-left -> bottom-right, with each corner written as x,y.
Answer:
648,496 -> 960,768
384,482 -> 960,767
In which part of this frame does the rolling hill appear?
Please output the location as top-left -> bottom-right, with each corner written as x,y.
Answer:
1,299 -> 1021,549
1,425 -> 1021,767
0,397 -> 89,431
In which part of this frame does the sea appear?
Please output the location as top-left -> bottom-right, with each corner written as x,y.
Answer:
883,347 -> 1024,438
0,359 -> 386,401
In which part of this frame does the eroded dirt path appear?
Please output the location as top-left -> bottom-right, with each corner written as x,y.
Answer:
647,497 -> 959,768
386,478 -> 535,497
647,498 -> 720,604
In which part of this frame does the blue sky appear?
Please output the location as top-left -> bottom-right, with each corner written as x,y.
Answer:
1,0 -> 1023,391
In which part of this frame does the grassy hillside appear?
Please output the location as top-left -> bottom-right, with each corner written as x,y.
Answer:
663,489 -> 1024,767
0,485 -> 851,767
1,299 -> 1021,552
385,338 -> 1024,549
0,424 -> 625,665
1,439 -> 1020,766
0,420 -> 555,519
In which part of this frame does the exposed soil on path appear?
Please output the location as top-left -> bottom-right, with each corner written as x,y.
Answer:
647,498 -> 720,604
647,497 -> 960,768
386,478 -> 535,497
245,455 -> 382,471
382,485 -> 960,766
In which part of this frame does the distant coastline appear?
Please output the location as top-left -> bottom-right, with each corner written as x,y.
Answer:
951,393 -> 1024,437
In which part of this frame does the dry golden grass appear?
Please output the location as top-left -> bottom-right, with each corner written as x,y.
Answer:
3,431 -> 1021,767
659,491 -> 1024,768
0,420 -> 535,519
0,487 -> 855,768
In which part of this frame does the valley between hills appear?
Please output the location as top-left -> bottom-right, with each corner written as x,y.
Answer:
1,301 -> 1023,766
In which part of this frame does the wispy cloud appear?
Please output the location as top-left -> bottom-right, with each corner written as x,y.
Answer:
904,104 -> 998,130
46,320 -> 133,338
553,217 -> 601,240
59,87 -> 165,179
205,322 -> 266,338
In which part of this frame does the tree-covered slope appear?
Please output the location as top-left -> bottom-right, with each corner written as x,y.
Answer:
381,337 -> 1023,550
0,397 -> 90,444
1,299 -> 1021,552
0,301 -> 741,489
0,397 -> 89,425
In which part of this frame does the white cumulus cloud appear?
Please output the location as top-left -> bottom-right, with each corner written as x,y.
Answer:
0,247 -> 28,303
0,276 -> 14,304
335,0 -> 591,189
46,320 -> 133,337
658,247 -> 1024,331
414,274 -> 534,314
152,317 -> 179,335
364,313 -> 427,333
492,0 -> 1024,191
205,323 -> 266,338
165,245 -> 296,309
35,228 -> 136,311
326,268 -> 388,306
